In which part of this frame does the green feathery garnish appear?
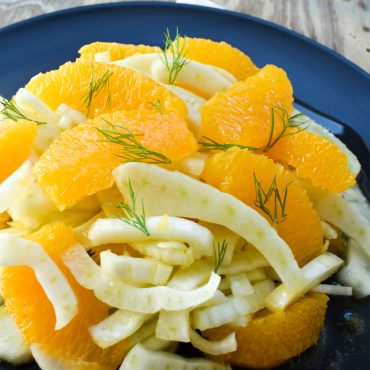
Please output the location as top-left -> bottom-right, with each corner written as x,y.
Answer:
0,97 -> 46,125
253,173 -> 291,225
97,118 -> 171,164
213,240 -> 228,273
160,28 -> 189,84
263,106 -> 307,152
148,99 -> 163,115
198,136 -> 258,152
198,107 -> 307,153
83,68 -> 112,116
117,178 -> 150,236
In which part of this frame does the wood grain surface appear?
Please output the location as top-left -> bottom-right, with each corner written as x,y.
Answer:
0,0 -> 369,72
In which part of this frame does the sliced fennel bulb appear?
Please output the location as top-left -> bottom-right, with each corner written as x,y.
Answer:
100,251 -> 173,285
192,280 -> 274,331
88,216 -> 213,258
0,157 -> 34,213
0,306 -> 32,365
338,239 -> 370,298
156,309 -> 190,342
114,52 -> 236,98
307,188 -> 370,258
130,240 -> 195,266
0,234 -> 77,330
312,284 -> 352,296
167,259 -> 212,291
63,245 -> 220,313
119,343 -> 231,370
89,310 -> 152,348
266,252 -> 343,310
217,249 -> 269,275
113,163 -> 305,291
189,329 -> 237,355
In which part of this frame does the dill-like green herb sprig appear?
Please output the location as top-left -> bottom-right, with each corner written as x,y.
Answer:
198,106 -> 307,153
213,240 -> 228,273
148,99 -> 163,115
198,136 -> 258,152
253,173 -> 291,225
117,178 -> 150,236
96,118 -> 171,164
0,98 -> 46,125
160,28 -> 189,84
83,68 -> 112,116
263,106 -> 307,152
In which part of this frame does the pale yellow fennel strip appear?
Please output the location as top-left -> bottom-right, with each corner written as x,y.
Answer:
113,163 -> 306,291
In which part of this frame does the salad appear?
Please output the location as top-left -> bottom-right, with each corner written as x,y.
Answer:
0,30 -> 369,370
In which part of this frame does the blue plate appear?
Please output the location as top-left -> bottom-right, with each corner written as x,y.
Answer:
0,2 -> 369,369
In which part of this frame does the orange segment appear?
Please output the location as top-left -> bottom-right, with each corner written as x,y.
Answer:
204,292 -> 328,369
0,212 -> 9,229
25,60 -> 187,118
0,120 -> 37,184
202,148 -> 324,266
1,224 -> 127,369
200,65 -> 294,148
177,37 -> 259,80
34,110 -> 198,210
268,130 -> 356,192
78,41 -> 160,61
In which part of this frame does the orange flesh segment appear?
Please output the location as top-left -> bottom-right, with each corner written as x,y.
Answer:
200,64 -> 294,148
78,41 -> 160,61
1,224 -> 127,369
202,148 -> 324,266
25,60 -> 187,119
0,120 -> 37,184
268,130 -> 356,192
0,212 -> 9,229
204,293 -> 329,369
33,110 -> 198,210
177,37 -> 259,80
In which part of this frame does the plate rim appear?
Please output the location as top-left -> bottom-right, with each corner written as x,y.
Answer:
0,2 -> 369,369
0,0 -> 369,80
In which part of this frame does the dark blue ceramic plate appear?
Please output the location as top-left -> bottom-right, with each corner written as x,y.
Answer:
0,2 -> 369,369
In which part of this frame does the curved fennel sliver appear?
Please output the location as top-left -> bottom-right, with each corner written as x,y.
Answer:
112,163 -> 306,291
114,52 -> 236,98
119,343 -> 231,370
0,306 -> 32,365
337,240 -> 370,298
0,234 -> 77,330
189,329 -> 237,356
265,252 -> 343,311
100,250 -> 173,285
309,189 -> 370,258
88,216 -> 213,258
89,309 -> 152,349
0,157 -> 34,213
62,245 -> 220,313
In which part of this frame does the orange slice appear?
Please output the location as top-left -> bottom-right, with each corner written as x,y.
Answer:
33,110 -> 198,210
200,64 -> 293,148
78,41 -> 160,61
177,37 -> 259,80
1,224 -> 127,369
0,212 -> 9,229
202,148 -> 324,266
267,130 -> 356,192
204,292 -> 328,369
25,60 -> 187,118
0,120 -> 37,184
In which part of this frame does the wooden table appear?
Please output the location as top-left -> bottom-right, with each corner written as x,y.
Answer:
0,0 -> 369,73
